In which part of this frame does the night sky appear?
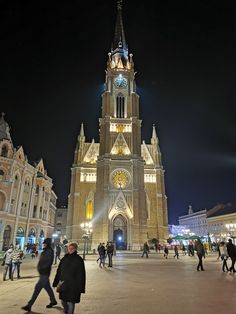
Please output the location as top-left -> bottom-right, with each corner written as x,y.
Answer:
1,0 -> 235,223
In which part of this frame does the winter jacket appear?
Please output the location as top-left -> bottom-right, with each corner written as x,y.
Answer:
195,242 -> 205,255
12,249 -> 24,264
98,245 -> 106,256
107,244 -> 114,254
53,251 -> 86,303
37,246 -> 54,276
227,242 -> 236,259
219,245 -> 228,257
4,248 -> 13,264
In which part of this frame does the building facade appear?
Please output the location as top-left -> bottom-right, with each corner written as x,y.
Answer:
54,206 -> 67,241
207,204 -> 236,241
178,206 -> 208,237
178,204 -> 235,239
0,113 -> 57,250
67,4 -> 168,250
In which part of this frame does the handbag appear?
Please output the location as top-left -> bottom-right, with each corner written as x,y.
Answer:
56,280 -> 65,293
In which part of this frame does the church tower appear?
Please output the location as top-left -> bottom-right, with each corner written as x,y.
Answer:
67,2 -> 168,249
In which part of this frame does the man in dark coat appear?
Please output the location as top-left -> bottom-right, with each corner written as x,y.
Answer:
141,242 -> 149,258
54,244 -> 61,264
106,241 -> 114,267
22,238 -> 57,312
195,240 -> 205,271
53,242 -> 86,314
227,238 -> 236,272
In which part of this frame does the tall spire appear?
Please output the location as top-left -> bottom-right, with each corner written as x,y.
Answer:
79,122 -> 84,137
152,124 -> 157,140
113,0 -> 127,51
107,1 -> 134,70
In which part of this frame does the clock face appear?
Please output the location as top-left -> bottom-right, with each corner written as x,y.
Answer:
114,76 -> 127,88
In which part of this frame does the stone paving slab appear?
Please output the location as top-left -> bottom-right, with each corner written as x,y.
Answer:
0,252 -> 235,314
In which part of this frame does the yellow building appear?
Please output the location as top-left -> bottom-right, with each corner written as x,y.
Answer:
67,3 -> 168,250
0,113 -> 57,250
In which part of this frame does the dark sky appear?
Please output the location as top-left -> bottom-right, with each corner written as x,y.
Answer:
1,0 -> 236,223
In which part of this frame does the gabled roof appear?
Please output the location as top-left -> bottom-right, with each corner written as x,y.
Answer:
207,204 -> 236,218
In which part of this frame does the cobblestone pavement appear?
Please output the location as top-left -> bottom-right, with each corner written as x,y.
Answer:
0,251 -> 236,314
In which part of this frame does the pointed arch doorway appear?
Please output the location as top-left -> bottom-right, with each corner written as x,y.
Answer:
113,215 -> 127,250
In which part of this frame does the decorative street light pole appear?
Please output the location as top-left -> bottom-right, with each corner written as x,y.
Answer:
80,222 -> 93,260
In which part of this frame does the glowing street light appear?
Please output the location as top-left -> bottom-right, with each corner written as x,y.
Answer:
80,222 -> 93,260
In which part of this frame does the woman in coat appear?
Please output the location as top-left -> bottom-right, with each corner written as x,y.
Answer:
53,242 -> 86,314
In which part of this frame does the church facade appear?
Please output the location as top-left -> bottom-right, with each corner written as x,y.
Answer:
67,3 -> 168,250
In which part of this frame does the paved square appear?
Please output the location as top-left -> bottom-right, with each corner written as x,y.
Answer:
0,252 -> 235,314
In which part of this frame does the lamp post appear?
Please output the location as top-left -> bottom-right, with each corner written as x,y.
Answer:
80,222 -> 93,260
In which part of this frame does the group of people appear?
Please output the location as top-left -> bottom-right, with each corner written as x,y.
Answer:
2,236 -> 236,314
2,244 -> 24,281
218,239 -> 236,273
160,238 -> 236,272
97,241 -> 115,267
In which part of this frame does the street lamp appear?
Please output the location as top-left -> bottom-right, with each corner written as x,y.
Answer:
80,222 -> 93,260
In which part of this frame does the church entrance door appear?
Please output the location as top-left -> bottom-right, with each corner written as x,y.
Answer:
113,215 -> 127,250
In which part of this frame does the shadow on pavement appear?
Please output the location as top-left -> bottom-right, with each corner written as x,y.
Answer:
20,275 -> 39,279
22,312 -> 43,314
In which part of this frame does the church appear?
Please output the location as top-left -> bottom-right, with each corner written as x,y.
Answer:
66,2 -> 168,250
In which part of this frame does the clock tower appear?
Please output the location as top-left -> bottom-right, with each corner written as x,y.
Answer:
67,1 -> 168,250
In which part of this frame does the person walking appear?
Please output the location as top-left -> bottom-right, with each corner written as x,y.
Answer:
54,244 -> 61,265
164,246 -> 169,259
195,240 -> 205,271
21,238 -> 57,312
227,238 -> 236,273
53,242 -> 86,314
11,245 -> 24,280
182,244 -> 186,256
219,241 -> 229,272
106,241 -> 114,267
98,243 -> 106,267
31,244 -> 36,259
141,242 -> 149,258
173,245 -> 179,259
2,244 -> 13,281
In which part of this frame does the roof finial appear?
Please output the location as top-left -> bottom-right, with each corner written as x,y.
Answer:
152,124 -> 157,139
1,112 -> 5,120
80,122 -> 84,137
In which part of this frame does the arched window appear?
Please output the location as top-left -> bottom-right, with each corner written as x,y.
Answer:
0,191 -> 6,211
0,169 -> 5,180
33,205 -> 37,218
86,200 -> 93,219
36,185 -> 39,194
43,210 -> 47,220
116,94 -> 125,118
1,145 -> 8,157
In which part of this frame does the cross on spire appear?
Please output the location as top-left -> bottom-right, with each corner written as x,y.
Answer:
117,0 -> 122,10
